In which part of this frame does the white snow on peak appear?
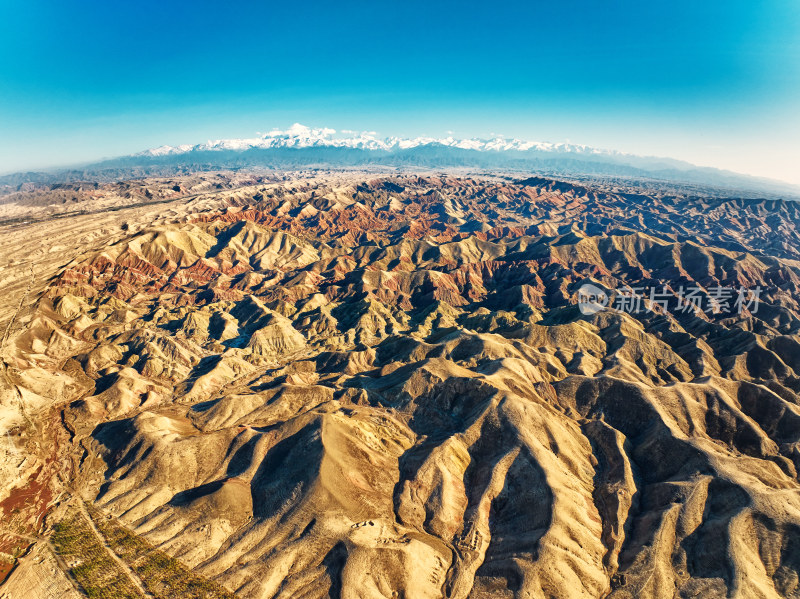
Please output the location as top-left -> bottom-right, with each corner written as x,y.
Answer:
136,124 -> 627,158
145,144 -> 195,156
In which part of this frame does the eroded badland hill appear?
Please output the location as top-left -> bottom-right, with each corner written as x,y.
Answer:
2,172 -> 800,598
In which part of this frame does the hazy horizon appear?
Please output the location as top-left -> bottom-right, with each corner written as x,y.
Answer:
2,122 -> 800,190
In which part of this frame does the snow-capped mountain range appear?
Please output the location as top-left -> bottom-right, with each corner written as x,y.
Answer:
140,123 -> 628,158
3,124 -> 798,199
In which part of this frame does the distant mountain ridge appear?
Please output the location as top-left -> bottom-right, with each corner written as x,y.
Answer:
141,123 -> 636,157
129,123 -> 782,180
3,123 -> 799,199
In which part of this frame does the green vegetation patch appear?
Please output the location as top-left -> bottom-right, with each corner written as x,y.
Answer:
87,505 -> 237,599
51,513 -> 141,599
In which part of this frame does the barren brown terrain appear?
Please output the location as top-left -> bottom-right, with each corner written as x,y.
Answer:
1,171 -> 800,598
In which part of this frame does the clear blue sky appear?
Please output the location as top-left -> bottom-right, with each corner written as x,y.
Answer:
1,0 -> 799,183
